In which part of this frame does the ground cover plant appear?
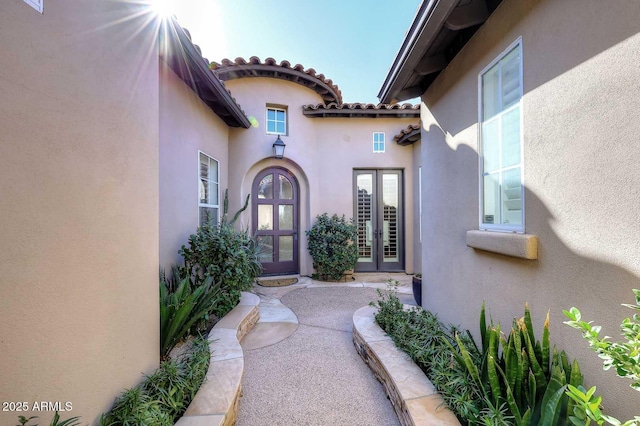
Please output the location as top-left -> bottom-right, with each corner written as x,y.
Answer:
371,282 -> 482,421
18,412 -> 82,426
564,289 -> 640,425
100,336 -> 210,426
306,213 -> 358,281
371,283 -> 589,425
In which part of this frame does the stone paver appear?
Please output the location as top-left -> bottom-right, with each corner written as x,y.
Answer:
236,276 -> 416,426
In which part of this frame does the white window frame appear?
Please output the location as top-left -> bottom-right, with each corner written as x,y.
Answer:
266,106 -> 287,135
477,37 -> 524,233
198,151 -> 220,226
24,0 -> 43,13
373,132 -> 385,153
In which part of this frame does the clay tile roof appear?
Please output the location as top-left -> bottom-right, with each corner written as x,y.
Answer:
210,56 -> 343,104
393,123 -> 422,145
302,102 -> 420,118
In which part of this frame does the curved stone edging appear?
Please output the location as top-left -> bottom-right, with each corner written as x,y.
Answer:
176,291 -> 260,426
352,305 -> 461,426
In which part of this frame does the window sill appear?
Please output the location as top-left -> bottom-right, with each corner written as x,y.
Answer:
466,230 -> 538,260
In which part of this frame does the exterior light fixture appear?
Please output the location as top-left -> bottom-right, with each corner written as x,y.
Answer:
272,135 -> 286,159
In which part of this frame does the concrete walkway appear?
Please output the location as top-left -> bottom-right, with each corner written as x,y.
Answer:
236,274 -> 416,426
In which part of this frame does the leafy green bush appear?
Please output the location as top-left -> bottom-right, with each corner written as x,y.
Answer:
306,213 -> 358,281
179,190 -> 261,318
101,337 -> 210,426
179,222 -> 261,316
159,267 -> 221,358
371,282 -> 482,422
563,289 -> 640,425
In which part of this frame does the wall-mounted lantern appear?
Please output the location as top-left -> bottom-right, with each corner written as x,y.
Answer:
272,135 -> 286,159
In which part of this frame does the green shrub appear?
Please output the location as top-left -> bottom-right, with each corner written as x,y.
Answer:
454,303 -> 583,425
159,267 -> 221,358
372,285 -> 586,425
563,289 -> 640,425
179,190 -> 262,318
179,222 -> 261,316
101,337 -> 210,426
371,282 -> 482,422
306,213 -> 358,281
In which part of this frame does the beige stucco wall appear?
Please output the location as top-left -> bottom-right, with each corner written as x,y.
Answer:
224,77 -> 417,275
420,0 -> 640,418
0,2 -> 159,424
159,63 -> 230,269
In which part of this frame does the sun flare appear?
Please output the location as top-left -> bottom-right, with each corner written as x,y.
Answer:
150,0 -> 175,18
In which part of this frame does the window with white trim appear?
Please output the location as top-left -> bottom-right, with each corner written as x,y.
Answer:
24,0 -> 43,13
373,132 -> 385,153
479,39 -> 523,232
199,152 -> 219,226
266,106 -> 287,135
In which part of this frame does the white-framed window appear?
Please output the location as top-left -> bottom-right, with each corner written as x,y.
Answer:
478,38 -> 523,232
198,151 -> 219,227
266,106 -> 287,135
373,132 -> 385,153
24,0 -> 43,13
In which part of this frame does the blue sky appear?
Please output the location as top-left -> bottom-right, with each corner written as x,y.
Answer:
170,0 -> 421,104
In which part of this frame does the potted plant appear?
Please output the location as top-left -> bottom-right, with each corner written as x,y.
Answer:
412,273 -> 422,306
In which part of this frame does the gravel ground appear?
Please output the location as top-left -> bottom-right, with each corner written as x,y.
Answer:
236,287 -> 411,426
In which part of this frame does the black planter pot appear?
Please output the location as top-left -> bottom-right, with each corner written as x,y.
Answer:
412,276 -> 422,306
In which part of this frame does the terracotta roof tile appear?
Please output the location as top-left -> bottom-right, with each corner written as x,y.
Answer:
302,103 -> 420,118
393,123 -> 422,145
211,57 -> 343,104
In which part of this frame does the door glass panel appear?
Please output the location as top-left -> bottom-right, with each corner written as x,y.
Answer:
279,175 -> 293,199
382,174 -> 399,263
279,205 -> 293,230
257,236 -> 273,263
258,174 -> 274,199
356,173 -> 374,262
257,205 -> 273,230
279,236 -> 293,261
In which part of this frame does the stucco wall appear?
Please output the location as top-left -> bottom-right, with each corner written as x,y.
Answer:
0,2 -> 159,424
159,63 -> 230,269
420,0 -> 640,418
224,78 -> 416,275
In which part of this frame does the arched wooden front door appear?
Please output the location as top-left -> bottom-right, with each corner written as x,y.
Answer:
252,167 -> 299,275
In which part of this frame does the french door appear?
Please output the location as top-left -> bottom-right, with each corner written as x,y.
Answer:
252,168 -> 299,275
354,169 -> 404,271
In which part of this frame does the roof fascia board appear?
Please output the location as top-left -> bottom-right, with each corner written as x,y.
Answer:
378,0 -> 458,103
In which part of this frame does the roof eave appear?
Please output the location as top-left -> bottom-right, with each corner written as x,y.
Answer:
379,0 -> 496,104
160,19 -> 251,128
378,0 -> 459,104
